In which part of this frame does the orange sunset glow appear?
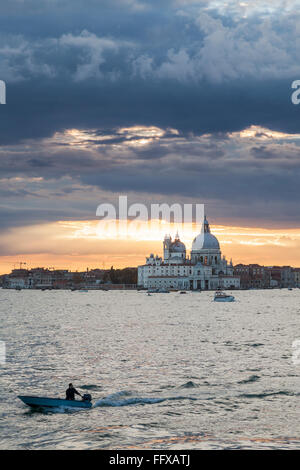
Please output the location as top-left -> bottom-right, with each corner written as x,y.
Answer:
1,219 -> 300,274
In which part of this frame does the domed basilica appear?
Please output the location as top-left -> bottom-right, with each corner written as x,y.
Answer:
138,216 -> 240,290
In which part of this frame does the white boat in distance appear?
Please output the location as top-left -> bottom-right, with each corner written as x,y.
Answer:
214,291 -> 235,302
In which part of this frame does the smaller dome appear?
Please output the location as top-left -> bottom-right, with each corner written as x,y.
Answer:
169,232 -> 186,253
169,240 -> 186,253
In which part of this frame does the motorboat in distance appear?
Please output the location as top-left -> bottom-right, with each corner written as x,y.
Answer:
18,394 -> 92,410
147,288 -> 170,293
214,291 -> 235,302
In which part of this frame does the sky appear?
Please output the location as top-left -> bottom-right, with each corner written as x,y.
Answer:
0,0 -> 300,272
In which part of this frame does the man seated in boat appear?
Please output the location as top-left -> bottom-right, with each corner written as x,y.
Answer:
66,383 -> 82,400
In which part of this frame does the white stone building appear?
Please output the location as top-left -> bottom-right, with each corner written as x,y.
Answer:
138,216 -> 240,290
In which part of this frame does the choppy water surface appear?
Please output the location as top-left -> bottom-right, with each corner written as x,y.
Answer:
1,289 -> 300,449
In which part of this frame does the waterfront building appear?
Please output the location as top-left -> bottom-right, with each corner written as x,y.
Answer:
1,267 -> 136,290
234,264 -> 299,289
138,216 -> 240,290
266,266 -> 294,288
293,268 -> 300,288
234,264 -> 271,289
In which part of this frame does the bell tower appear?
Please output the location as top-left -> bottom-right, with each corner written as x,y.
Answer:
163,234 -> 171,261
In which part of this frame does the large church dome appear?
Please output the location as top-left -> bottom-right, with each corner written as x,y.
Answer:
191,216 -> 220,251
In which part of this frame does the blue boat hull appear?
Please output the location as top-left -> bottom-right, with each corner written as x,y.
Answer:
18,395 -> 92,409
214,296 -> 235,302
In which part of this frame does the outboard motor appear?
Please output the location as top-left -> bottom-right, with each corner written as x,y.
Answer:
82,393 -> 92,402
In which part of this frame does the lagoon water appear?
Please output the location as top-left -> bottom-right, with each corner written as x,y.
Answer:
1,289 -> 300,449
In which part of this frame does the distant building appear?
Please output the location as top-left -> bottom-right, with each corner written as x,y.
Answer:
138,216 -> 240,290
293,268 -> 300,288
266,266 -> 294,288
234,264 -> 299,289
2,266 -> 133,289
234,264 -> 270,289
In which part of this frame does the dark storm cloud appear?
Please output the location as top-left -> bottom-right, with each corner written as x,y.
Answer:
0,206 -> 75,230
79,157 -> 300,205
1,77 -> 298,145
1,2 -> 300,142
1,130 -> 299,203
1,0 -> 300,229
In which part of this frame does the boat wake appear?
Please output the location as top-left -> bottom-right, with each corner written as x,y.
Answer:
94,390 -> 164,407
93,390 -> 197,408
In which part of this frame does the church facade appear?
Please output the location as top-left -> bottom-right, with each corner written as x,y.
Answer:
138,216 -> 240,290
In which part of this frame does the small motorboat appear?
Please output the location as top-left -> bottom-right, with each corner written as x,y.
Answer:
214,291 -> 235,302
18,394 -> 92,410
179,291 -> 187,294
